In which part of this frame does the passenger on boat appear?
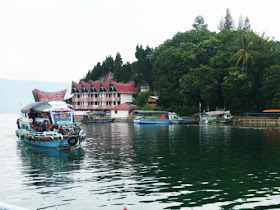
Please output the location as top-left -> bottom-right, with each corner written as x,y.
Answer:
58,126 -> 65,135
16,118 -> 20,129
42,121 -> 47,132
54,122 -> 59,130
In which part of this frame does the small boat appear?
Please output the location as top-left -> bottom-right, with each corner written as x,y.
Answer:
199,110 -> 233,124
133,110 -> 171,124
15,101 -> 86,148
169,112 -> 199,124
81,111 -> 114,123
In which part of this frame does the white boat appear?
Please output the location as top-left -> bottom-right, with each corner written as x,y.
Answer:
15,101 -> 86,148
199,110 -> 233,124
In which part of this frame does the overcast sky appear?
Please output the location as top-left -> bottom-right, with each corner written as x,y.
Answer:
1,0 -> 279,84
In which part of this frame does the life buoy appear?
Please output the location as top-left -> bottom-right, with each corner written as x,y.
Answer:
68,136 -> 78,146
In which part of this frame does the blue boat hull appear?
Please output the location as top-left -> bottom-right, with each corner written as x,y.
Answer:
16,129 -> 86,148
134,119 -> 171,124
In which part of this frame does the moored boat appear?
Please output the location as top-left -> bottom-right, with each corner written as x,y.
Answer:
169,112 -> 199,124
81,111 -> 114,123
133,110 -> 171,124
16,101 -> 86,148
199,110 -> 233,124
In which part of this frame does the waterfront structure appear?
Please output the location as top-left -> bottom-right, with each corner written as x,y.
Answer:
139,84 -> 150,92
110,102 -> 139,119
148,96 -> 158,108
71,79 -> 136,111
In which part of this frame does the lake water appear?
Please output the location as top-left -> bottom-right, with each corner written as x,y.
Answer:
1,113 -> 280,209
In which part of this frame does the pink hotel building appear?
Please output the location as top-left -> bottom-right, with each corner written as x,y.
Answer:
71,79 -> 136,111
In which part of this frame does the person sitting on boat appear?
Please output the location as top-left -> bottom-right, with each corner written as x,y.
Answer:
54,121 -> 59,130
37,124 -> 43,132
16,118 -> 21,129
42,121 -> 48,132
58,126 -> 65,135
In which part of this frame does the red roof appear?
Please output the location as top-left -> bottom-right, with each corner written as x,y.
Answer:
72,79 -> 136,94
90,80 -> 100,91
111,80 -> 136,94
32,89 -> 67,102
111,103 -> 139,110
101,80 -> 109,91
81,81 -> 90,92
72,81 -> 81,92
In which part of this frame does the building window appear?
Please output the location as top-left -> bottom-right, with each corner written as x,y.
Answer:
115,111 -> 117,114
118,93 -> 120,97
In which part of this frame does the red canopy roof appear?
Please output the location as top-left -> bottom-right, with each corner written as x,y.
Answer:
81,81 -> 90,92
32,89 -> 67,102
90,80 -> 100,91
101,80 -> 109,91
111,80 -> 136,94
71,79 -> 136,94
72,81 -> 81,92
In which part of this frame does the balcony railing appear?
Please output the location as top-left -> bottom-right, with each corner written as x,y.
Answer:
72,97 -> 120,102
73,105 -> 117,110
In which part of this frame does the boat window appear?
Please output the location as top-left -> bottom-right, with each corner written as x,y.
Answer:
52,111 -> 72,122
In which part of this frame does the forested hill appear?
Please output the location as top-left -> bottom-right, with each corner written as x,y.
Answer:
83,13 -> 280,115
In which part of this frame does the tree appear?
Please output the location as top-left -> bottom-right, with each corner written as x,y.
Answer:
179,66 -> 220,112
261,65 -> 280,108
135,45 -> 153,86
237,15 -> 243,30
192,16 -> 208,30
222,67 -> 253,112
238,15 -> 251,31
114,52 -> 123,82
243,16 -> 251,31
232,32 -> 259,67
218,8 -> 235,31
134,90 -> 151,107
101,56 -> 114,75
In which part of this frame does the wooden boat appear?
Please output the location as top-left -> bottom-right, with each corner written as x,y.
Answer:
133,110 -> 171,124
81,111 -> 114,123
199,110 -> 233,124
15,101 -> 86,148
169,112 -> 199,124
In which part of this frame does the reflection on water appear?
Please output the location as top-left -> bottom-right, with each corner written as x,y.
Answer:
2,114 -> 280,209
18,143 -> 85,188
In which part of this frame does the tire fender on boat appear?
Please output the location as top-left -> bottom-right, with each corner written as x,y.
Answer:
68,136 -> 78,146
49,136 -> 54,141
58,135 -> 63,142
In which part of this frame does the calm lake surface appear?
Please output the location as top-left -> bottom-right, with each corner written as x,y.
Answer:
1,113 -> 280,209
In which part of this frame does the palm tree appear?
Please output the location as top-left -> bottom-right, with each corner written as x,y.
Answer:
233,32 -> 259,67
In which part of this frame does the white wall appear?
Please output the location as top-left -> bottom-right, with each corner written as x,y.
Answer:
120,94 -> 133,103
111,110 -> 129,118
